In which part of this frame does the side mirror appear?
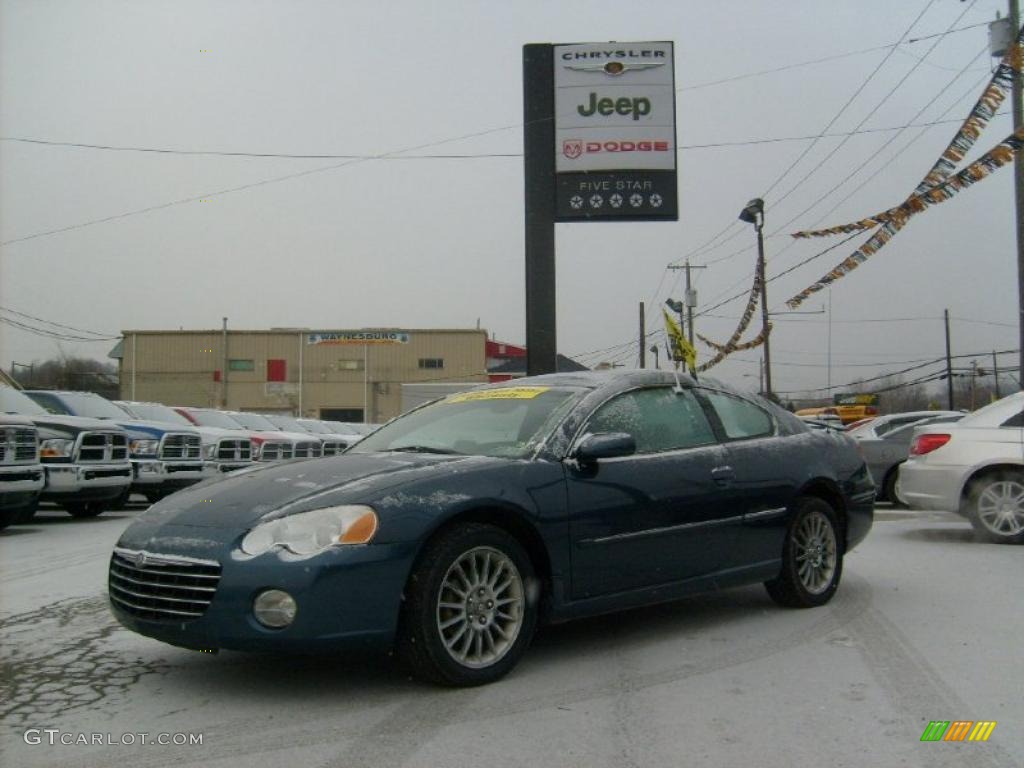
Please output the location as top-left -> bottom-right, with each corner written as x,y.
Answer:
574,432 -> 636,463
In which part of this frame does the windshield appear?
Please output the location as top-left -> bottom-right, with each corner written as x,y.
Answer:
122,402 -> 195,427
190,409 -> 246,429
229,411 -> 279,430
48,392 -> 131,420
349,386 -> 582,459
298,419 -> 332,434
265,415 -> 309,432
0,386 -> 49,416
325,421 -> 364,435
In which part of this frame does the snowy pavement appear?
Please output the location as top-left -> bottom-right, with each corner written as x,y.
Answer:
1,503 -> 1020,768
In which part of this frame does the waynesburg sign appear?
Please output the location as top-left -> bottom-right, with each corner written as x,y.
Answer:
552,41 -> 677,221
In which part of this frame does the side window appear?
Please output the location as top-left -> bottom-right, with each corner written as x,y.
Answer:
585,388 -> 716,454
1001,410 -> 1024,428
702,390 -> 773,440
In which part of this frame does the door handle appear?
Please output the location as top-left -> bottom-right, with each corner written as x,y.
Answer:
711,465 -> 734,487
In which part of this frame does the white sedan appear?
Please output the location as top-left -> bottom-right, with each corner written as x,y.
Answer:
900,392 -> 1024,544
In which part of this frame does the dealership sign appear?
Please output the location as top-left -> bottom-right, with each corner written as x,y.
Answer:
307,331 -> 410,345
553,41 -> 677,221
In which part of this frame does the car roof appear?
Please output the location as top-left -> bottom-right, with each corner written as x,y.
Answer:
481,369 -> 734,395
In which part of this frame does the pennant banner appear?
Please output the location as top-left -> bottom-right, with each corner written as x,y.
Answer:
792,25 -> 1024,240
786,127 -> 1024,308
914,26 -> 1023,196
693,269 -> 763,371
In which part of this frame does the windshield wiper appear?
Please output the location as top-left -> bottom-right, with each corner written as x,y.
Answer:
389,445 -> 459,455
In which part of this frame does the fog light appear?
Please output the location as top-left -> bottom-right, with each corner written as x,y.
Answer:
253,589 -> 297,628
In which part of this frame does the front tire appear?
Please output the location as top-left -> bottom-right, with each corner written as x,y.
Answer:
398,523 -> 538,686
967,472 -> 1024,544
765,496 -> 843,608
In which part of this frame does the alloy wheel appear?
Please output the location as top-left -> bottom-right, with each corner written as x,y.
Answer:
792,510 -> 837,595
436,546 -> 525,669
976,479 -> 1024,537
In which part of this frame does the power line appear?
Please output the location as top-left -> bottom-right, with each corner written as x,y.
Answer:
697,37 -> 990,315
649,1 -> 937,314
675,21 -> 988,92
0,305 -> 117,339
5,115 -> 1001,159
0,119 -> 528,247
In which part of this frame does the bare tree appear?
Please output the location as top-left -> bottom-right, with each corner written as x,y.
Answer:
10,356 -> 119,399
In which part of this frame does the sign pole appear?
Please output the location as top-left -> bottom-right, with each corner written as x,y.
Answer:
523,44 -> 558,376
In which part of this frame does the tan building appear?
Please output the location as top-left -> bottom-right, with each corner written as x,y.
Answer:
112,328 -> 489,422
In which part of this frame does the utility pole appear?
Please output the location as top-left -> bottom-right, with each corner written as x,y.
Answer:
970,359 -> 978,410
639,301 -> 646,368
944,309 -> 954,410
1012,0 -> 1024,391
827,290 -> 832,394
668,261 -> 707,347
221,317 -> 229,409
993,350 -> 1002,398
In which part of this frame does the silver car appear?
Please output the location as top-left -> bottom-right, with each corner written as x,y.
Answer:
900,393 -> 1024,543
852,412 -> 963,504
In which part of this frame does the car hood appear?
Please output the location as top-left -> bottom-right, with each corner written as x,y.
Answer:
193,426 -> 253,441
127,451 -> 494,532
26,413 -> 129,438
108,417 -> 201,438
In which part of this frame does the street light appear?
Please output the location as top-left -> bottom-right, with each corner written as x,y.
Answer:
738,197 -> 772,398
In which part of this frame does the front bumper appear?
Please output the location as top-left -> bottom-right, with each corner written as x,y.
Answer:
898,461 -> 963,514
0,464 -> 46,495
108,535 -> 419,653
42,462 -> 132,500
131,459 -> 207,490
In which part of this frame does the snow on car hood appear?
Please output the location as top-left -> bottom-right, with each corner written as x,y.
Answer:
130,451 -> 487,530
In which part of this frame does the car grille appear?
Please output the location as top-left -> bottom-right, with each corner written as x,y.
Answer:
216,439 -> 252,461
321,441 -> 346,456
77,432 -> 129,463
160,433 -> 202,460
259,441 -> 292,461
109,549 -> 221,622
294,441 -> 321,459
0,427 -> 38,464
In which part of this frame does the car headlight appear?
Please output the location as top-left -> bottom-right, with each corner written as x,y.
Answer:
39,438 -> 75,458
129,439 -> 160,457
240,505 -> 378,556
203,443 -> 217,459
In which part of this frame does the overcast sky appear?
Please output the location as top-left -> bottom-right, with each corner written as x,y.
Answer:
1,0 -> 1018,399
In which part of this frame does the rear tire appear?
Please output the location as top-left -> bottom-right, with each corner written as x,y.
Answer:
765,496 -> 844,608
63,502 -> 106,519
883,468 -> 906,507
966,472 -> 1024,544
398,523 -> 538,686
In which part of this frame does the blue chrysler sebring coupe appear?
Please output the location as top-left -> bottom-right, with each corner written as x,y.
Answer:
109,371 -> 874,686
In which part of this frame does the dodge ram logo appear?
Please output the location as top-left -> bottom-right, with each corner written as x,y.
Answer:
562,140 -> 583,159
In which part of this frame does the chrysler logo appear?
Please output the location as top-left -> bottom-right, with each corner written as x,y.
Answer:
565,61 -> 666,76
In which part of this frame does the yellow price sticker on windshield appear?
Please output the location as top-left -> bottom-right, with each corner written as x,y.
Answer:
447,387 -> 550,403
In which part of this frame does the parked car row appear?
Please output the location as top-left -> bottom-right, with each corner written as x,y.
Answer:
0,383 -> 375,526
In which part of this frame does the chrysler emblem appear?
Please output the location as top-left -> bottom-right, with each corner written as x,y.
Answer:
565,61 -> 666,76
